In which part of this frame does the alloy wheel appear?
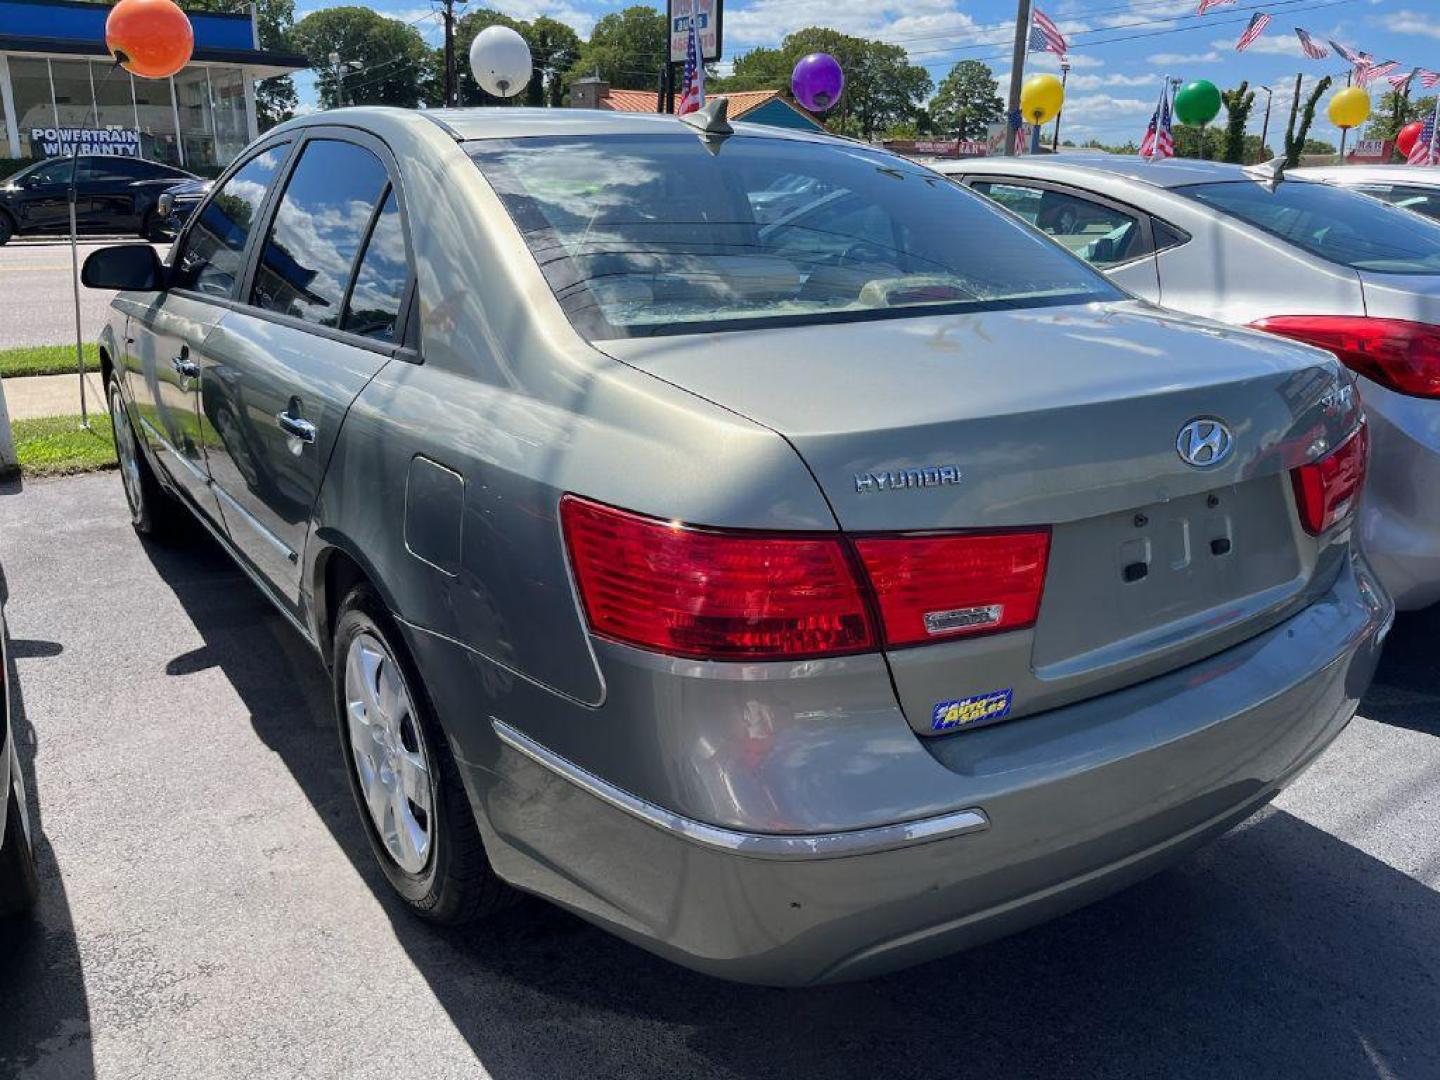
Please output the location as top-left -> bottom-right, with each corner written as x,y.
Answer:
344,631 -> 434,875
109,384 -> 145,520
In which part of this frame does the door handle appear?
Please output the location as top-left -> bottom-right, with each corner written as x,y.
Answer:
276,411 -> 317,444
171,347 -> 198,380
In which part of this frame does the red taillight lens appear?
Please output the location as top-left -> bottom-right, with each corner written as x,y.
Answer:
1250,316 -> 1440,398
854,532 -> 1051,646
1291,423 -> 1368,535
561,496 -> 1053,660
560,496 -> 877,660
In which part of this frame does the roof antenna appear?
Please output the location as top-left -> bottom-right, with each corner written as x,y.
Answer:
680,97 -> 733,153
1243,155 -> 1287,190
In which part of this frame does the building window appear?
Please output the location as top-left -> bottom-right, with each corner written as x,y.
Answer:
90,60 -> 134,135
9,57 -> 54,157
48,58 -> 95,128
173,66 -> 216,168
132,72 -> 182,166
209,67 -> 249,165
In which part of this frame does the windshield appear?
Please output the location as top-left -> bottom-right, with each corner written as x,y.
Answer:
1177,179 -> 1440,275
468,134 -> 1122,339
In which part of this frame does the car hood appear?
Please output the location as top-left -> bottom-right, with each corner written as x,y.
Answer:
598,300 -> 1352,532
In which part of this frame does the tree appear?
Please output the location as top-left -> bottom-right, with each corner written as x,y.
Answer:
1173,124 -> 1223,160
1284,75 -> 1330,168
565,6 -> 667,91
1364,92 -> 1438,140
528,16 -> 583,107
930,61 -> 1003,141
293,8 -> 431,109
1220,81 -> 1254,164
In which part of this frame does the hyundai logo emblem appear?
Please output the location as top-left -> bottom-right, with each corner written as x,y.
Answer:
1176,418 -> 1234,468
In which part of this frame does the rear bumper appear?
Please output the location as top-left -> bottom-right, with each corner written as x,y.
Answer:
1358,377 -> 1440,611
452,552 -> 1390,986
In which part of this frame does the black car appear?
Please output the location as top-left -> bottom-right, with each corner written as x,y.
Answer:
0,155 -> 197,245
156,178 -> 212,237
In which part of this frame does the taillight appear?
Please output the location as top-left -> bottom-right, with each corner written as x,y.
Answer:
561,495 -> 1051,661
1291,423 -> 1368,535
560,496 -> 877,660
853,532 -> 1051,646
1249,316 -> 1440,398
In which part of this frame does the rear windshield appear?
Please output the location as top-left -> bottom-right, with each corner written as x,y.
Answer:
1177,179 -> 1440,274
468,134 -> 1121,339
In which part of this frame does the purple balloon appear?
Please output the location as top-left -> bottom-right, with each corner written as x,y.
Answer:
792,52 -> 844,113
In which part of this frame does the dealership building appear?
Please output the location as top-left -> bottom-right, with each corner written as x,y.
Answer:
0,0 -> 307,168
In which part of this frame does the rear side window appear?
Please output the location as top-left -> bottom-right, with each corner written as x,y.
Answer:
1178,179 -> 1440,274
972,180 -> 1146,269
1151,218 -> 1189,252
173,145 -> 287,297
343,189 -> 408,340
250,139 -> 390,328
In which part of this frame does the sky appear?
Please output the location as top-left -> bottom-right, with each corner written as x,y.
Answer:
290,0 -> 1440,147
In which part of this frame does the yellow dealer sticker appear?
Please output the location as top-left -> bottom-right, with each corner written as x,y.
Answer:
931,689 -> 1014,732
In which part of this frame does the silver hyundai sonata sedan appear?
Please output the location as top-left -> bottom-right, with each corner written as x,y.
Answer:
82,107 -> 1390,985
938,154 -> 1440,611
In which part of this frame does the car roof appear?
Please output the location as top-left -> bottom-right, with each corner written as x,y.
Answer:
933,152 -> 1278,190
287,105 -> 847,148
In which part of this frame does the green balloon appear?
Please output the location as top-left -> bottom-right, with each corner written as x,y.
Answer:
1173,80 -> 1222,126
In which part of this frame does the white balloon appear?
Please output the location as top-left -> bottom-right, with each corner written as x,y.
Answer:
469,25 -> 531,98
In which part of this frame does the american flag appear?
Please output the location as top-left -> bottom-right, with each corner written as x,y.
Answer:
1294,28 -> 1329,60
1235,12 -> 1271,53
1421,69 -> 1440,89
1387,67 -> 1421,91
1329,40 -> 1368,66
1408,100 -> 1439,166
676,0 -> 704,115
1139,85 -> 1174,160
1029,8 -> 1068,58
1196,0 -> 1234,13
1356,60 -> 1398,88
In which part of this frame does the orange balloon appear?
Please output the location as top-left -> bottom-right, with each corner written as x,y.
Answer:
106,0 -> 194,80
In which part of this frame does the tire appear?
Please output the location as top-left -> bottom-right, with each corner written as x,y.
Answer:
0,785 -> 39,918
0,212 -> 13,246
332,585 -> 513,924
107,375 -> 181,538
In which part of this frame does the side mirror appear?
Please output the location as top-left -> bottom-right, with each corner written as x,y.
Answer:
81,243 -> 166,291
157,192 -> 175,216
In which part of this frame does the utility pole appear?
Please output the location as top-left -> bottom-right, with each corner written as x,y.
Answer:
1051,58 -> 1069,150
1257,84 -> 1273,159
1004,0 -> 1033,155
441,0 -> 458,107
327,51 -> 361,107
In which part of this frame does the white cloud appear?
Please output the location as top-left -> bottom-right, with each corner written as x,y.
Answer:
1150,49 -> 1222,64
1212,33 -> 1303,57
1376,9 -> 1440,39
1066,72 -> 1163,90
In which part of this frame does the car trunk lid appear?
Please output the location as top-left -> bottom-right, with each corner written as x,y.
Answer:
601,301 -> 1359,734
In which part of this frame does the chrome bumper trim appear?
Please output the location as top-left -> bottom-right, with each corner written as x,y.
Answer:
492,719 -> 990,861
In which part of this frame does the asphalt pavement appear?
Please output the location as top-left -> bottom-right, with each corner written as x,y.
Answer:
0,239 -> 166,351
0,471 -> 1437,1080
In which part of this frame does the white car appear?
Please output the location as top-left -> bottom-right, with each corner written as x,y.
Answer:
1290,164 -> 1440,223
937,154 -> 1440,610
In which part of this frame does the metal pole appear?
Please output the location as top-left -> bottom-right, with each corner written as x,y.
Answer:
1339,68 -> 1351,159
1258,84 -> 1272,159
1004,0 -> 1033,155
1051,62 -> 1068,150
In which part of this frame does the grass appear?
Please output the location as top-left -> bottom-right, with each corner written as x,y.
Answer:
11,413 -> 116,476
0,344 -> 100,378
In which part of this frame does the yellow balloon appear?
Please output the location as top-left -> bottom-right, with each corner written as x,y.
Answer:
1020,73 -> 1065,125
1327,86 -> 1371,130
